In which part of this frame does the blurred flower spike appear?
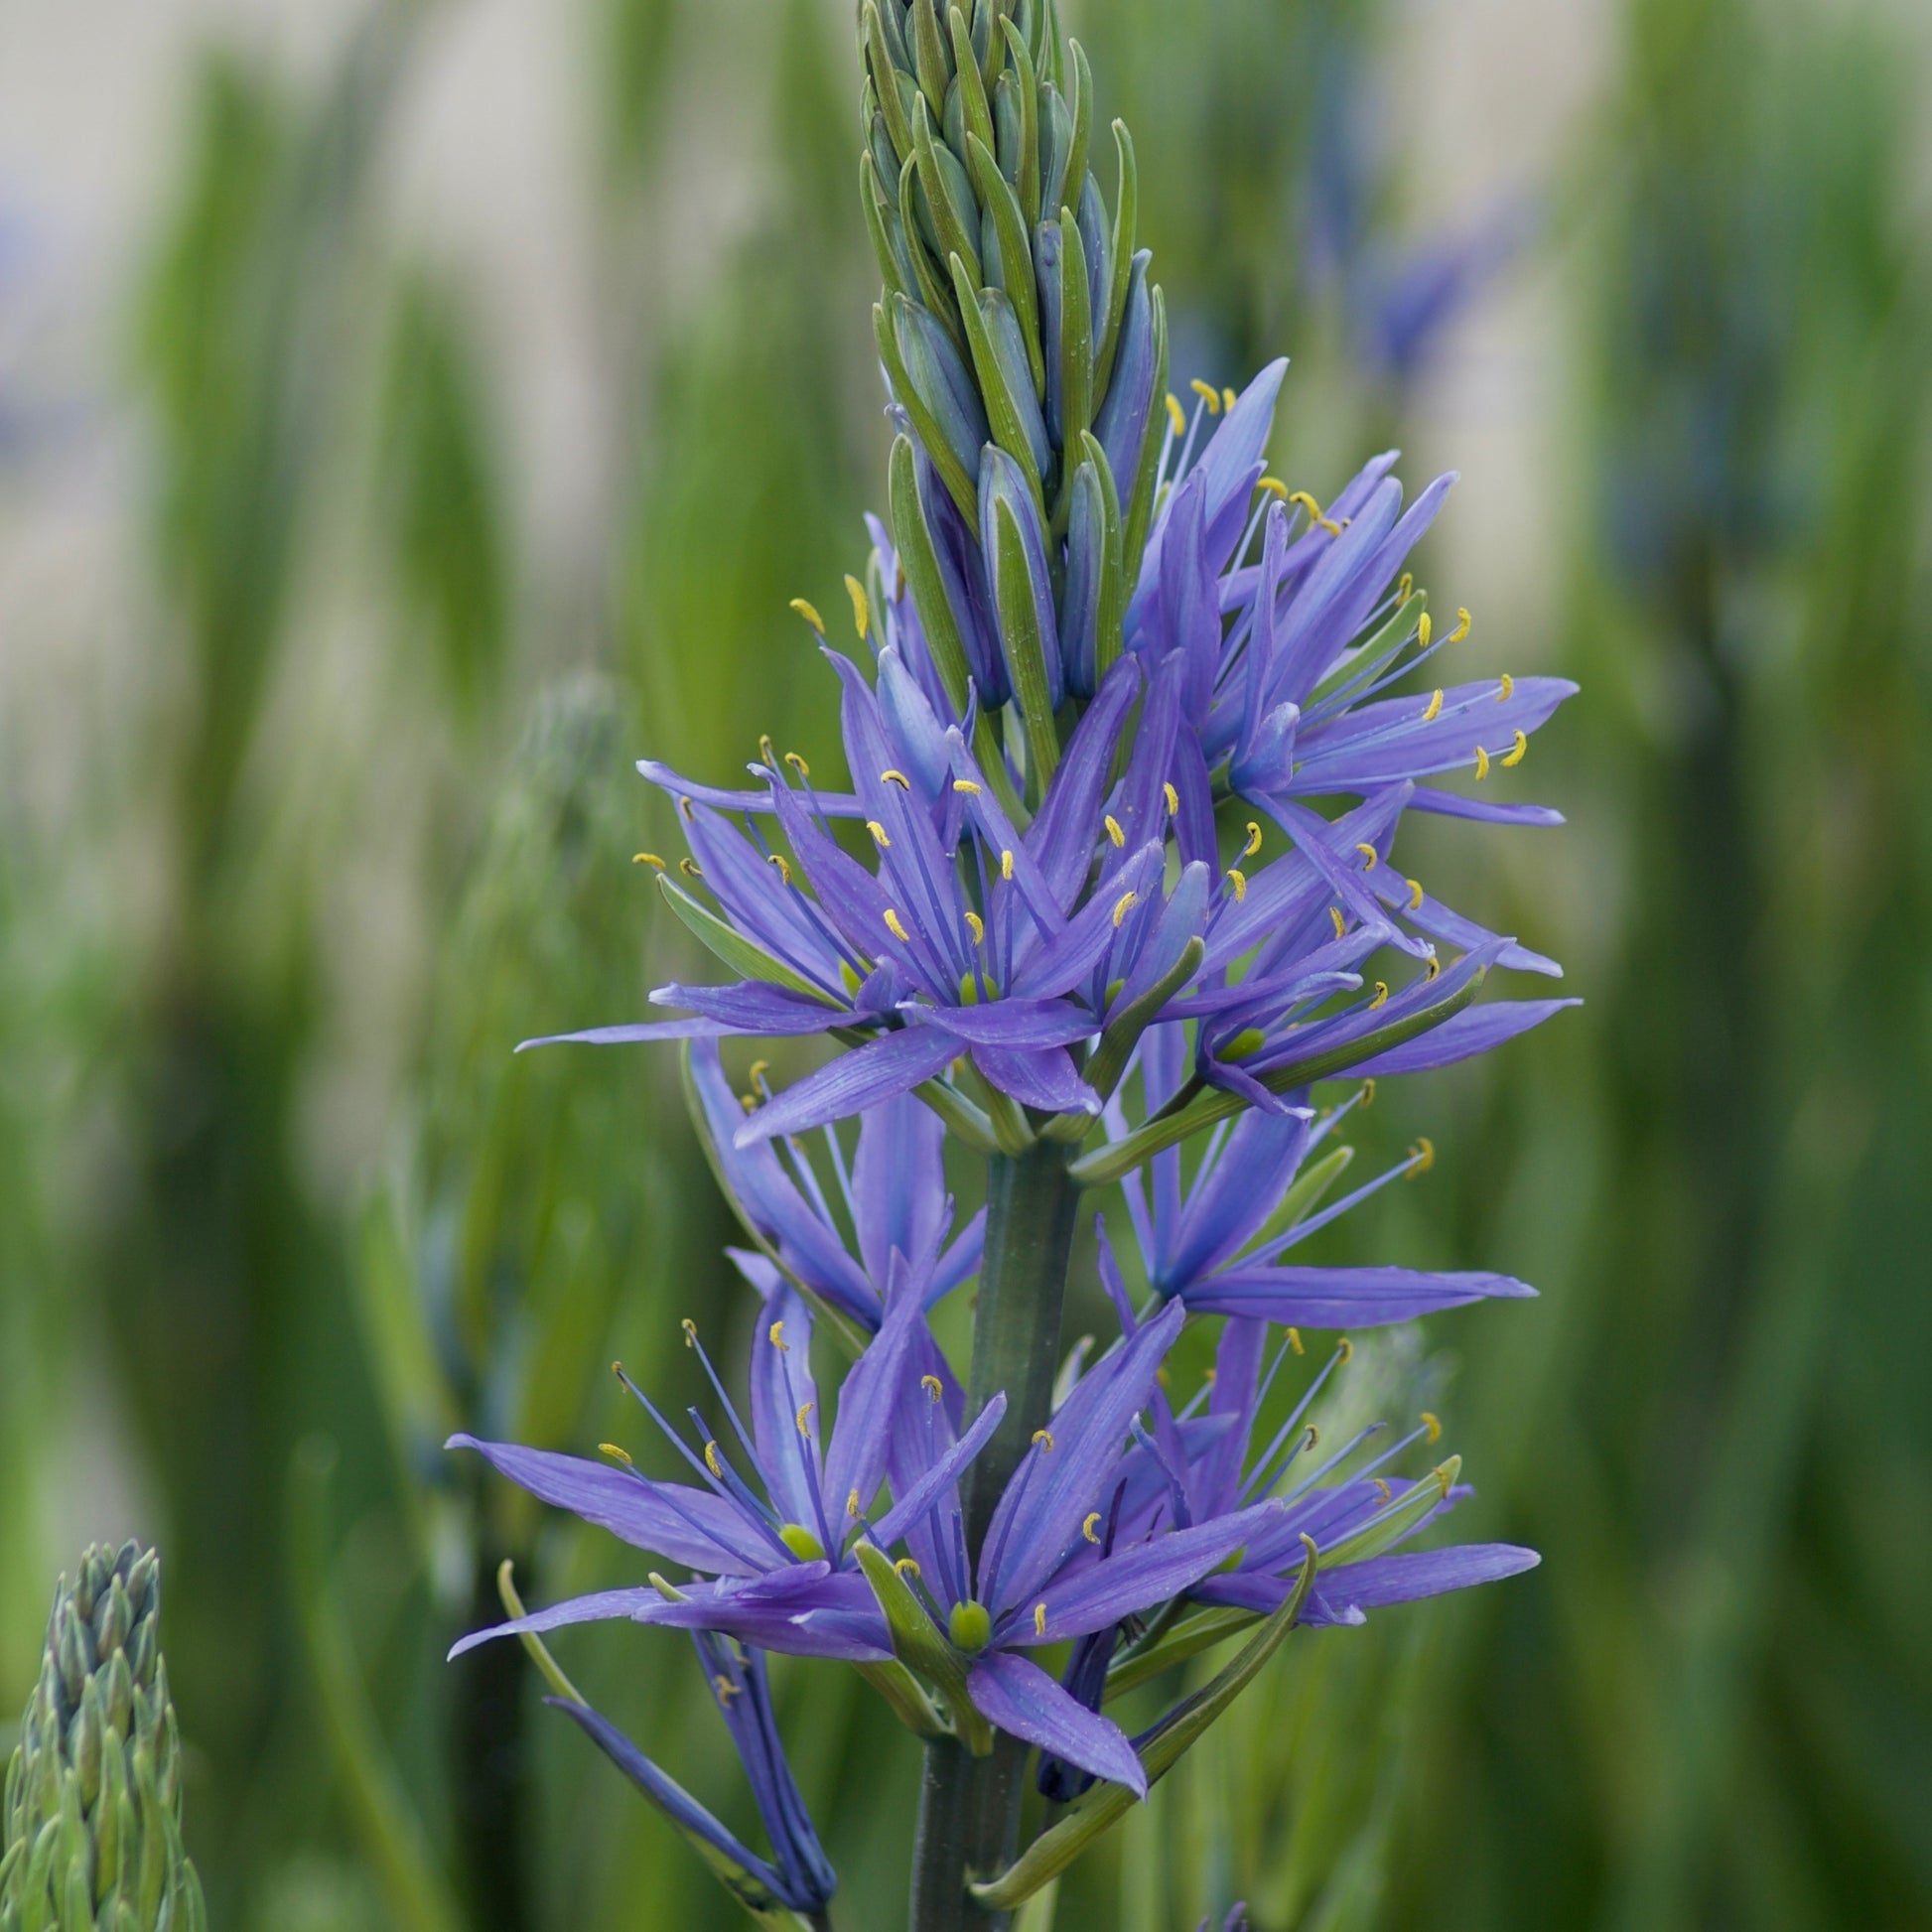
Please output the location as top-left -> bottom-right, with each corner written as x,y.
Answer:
0,1544 -> 207,1932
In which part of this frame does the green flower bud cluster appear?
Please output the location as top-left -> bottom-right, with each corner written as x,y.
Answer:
0,1545 -> 206,1932
861,0 -> 1171,773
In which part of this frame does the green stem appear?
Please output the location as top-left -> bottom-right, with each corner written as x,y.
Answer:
910,1143 -> 1081,1930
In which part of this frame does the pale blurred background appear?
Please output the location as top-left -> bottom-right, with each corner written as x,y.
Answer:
3,1 -> 1929,1928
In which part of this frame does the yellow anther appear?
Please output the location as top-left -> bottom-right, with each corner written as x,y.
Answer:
1354,842 -> 1377,870
1425,953 -> 1442,981
1165,392 -> 1186,437
1163,781 -> 1179,815
789,598 -> 825,635
1337,1336 -> 1354,1364
1287,1327 -> 1305,1355
1397,572 -> 1414,603
1449,608 -> 1472,644
740,1093 -> 758,1115
882,767 -> 912,789
885,908 -> 910,942
1287,489 -> 1342,535
633,852 -> 665,869
749,1059 -> 769,1087
1104,813 -> 1126,848
714,1674 -> 740,1703
965,910 -> 985,945
784,751 -> 811,780
1373,1476 -> 1392,1502
1422,1411 -> 1443,1445
681,1318 -> 698,1347
1419,613 -> 1434,650
844,573 -> 871,639
1257,476 -> 1290,500
1436,1464 -> 1454,1498
848,1488 -> 862,1517
1222,385 -> 1238,413
1034,1602 -> 1049,1636
921,1374 -> 943,1402
1406,877 -> 1425,911
768,1320 -> 789,1351
896,1557 -> 921,1579
1001,850 -> 1015,881
1157,1365 -> 1171,1387
679,858 -> 703,879
1082,1512 -> 1102,1545
1473,745 -> 1491,780
1408,1137 -> 1436,1174
1202,1368 -> 1217,1386
1189,377 -> 1221,413
796,1403 -> 814,1438
1370,981 -> 1389,1008
1360,1078 -> 1376,1107
1329,905 -> 1346,939
1422,689 -> 1444,723
867,819 -> 893,847
1225,869 -> 1247,903
1496,673 -> 1514,703
766,853 -> 793,888
1501,729 -> 1528,768
1112,890 -> 1140,926
1032,1430 -> 1055,1451
1243,821 -> 1264,859
600,1443 -> 633,1466
1304,1425 -> 1319,1449
952,777 -> 982,794
704,1441 -> 723,1477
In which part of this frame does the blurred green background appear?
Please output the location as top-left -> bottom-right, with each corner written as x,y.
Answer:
2,0 -> 1928,1926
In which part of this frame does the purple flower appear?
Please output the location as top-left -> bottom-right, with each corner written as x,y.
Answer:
554,1634 -> 836,1917
1143,1317 -> 1538,1627
687,1039 -> 983,1332
448,1270 -> 953,1646
1100,1032 -> 1539,1330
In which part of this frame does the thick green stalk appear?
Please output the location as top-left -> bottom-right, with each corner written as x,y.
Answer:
909,1143 -> 1081,1931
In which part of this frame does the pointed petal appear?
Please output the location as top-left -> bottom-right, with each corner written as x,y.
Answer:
967,1650 -> 1147,1797
1346,998 -> 1581,1076
736,1031 -> 961,1146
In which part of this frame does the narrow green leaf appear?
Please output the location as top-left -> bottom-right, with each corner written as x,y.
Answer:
1054,204 -> 1094,504
1094,120 -> 1137,398
913,95 -> 981,286
967,132 -> 1044,398
855,1659 -> 951,1739
875,300 -> 979,530
910,0 -> 953,115
888,432 -> 974,715
861,152 -> 915,303
865,4 -> 915,168
990,495 -> 1060,798
1000,18 -> 1040,227
971,1540 -> 1319,1909
1078,429 -> 1126,680
1103,1606 -> 1261,1702
656,874 -> 842,1007
949,254 -> 1044,503
946,6 -> 995,160
1120,282 -> 1168,608
852,1544 -> 992,1754
1062,41 -> 1093,228
1048,937 -> 1203,1136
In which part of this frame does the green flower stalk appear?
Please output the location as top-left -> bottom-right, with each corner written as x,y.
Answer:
0,1545 -> 206,1932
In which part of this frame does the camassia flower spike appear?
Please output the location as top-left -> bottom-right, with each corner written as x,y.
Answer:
454,3 -> 1571,1920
